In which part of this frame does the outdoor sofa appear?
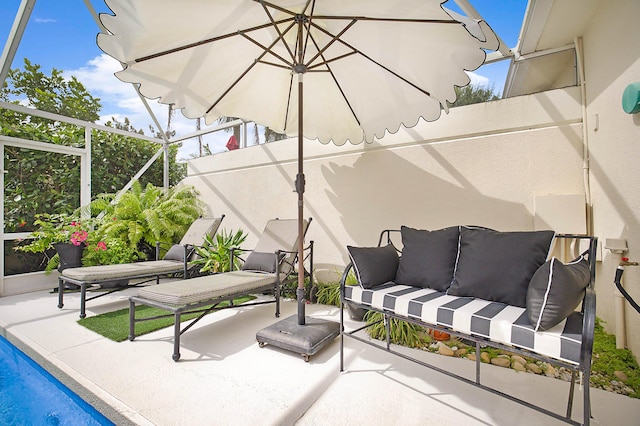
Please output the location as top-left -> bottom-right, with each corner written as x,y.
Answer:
57,216 -> 224,319
340,225 -> 597,426
128,217 -> 312,361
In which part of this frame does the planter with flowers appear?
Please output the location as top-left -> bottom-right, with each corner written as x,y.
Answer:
15,213 -> 92,273
15,183 -> 203,287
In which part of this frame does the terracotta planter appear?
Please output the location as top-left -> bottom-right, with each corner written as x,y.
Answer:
429,329 -> 451,341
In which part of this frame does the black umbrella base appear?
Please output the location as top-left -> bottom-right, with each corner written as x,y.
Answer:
256,314 -> 340,362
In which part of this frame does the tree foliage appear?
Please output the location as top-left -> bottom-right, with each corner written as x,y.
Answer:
1,59 -> 186,234
449,84 -> 500,108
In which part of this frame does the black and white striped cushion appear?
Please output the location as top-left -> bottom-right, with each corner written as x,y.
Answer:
344,283 -> 583,365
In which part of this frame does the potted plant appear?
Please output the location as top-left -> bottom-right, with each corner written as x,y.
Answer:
15,213 -> 92,272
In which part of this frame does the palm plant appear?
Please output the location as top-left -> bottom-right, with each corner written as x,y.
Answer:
88,182 -> 203,259
193,229 -> 247,273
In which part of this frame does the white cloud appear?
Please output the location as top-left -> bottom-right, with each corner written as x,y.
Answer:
466,71 -> 491,88
64,54 -> 234,159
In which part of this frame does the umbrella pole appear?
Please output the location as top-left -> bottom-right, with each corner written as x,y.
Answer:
296,72 -> 306,326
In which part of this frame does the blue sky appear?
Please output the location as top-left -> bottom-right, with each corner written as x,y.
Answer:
1,0 -> 528,159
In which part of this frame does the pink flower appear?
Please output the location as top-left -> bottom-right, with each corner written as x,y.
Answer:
70,230 -> 88,246
96,241 -> 107,251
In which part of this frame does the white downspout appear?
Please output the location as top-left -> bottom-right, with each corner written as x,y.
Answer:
574,37 -> 592,235
577,35 -> 627,347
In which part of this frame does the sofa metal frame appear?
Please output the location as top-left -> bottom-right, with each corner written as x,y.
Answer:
340,231 -> 597,426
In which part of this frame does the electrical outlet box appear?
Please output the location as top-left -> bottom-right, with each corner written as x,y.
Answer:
604,238 -> 628,254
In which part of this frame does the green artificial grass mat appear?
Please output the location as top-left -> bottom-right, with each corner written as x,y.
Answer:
78,295 -> 255,342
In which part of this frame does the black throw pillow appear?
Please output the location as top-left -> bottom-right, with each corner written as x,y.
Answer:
347,244 -> 399,289
394,226 -> 459,291
163,244 -> 194,262
242,251 -> 279,273
447,226 -> 555,307
527,255 -> 590,331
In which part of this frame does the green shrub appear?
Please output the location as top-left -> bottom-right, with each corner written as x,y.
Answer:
364,311 -> 426,348
315,282 -> 341,306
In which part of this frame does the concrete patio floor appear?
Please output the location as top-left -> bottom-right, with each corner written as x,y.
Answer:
1,284 -> 639,425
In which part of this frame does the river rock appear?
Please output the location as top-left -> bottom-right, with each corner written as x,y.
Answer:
455,348 -> 468,357
614,371 -> 629,382
467,353 -> 476,361
491,357 -> 511,368
512,361 -> 527,372
511,355 -> 527,366
480,352 -> 491,363
526,363 -> 542,374
544,364 -> 556,377
438,345 -> 454,356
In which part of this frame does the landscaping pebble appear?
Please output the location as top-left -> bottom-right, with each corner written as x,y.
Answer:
544,364 -> 556,377
491,357 -> 511,367
512,361 -> 526,372
614,371 -> 628,382
455,348 -> 467,357
420,336 -> 637,397
526,363 -> 542,374
438,345 -> 454,356
511,355 -> 527,366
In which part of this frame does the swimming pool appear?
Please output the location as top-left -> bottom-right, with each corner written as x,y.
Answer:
0,335 -> 114,425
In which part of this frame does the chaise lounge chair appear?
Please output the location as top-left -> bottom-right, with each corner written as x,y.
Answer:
58,216 -> 225,318
128,217 -> 312,361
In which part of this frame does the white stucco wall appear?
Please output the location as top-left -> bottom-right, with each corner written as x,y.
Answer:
185,86 -> 585,278
583,0 -> 640,355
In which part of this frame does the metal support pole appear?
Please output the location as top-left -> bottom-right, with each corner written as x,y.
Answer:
296,71 -> 305,325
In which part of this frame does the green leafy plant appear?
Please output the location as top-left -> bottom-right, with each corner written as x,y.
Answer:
88,182 -> 203,259
364,310 -> 426,348
82,237 -> 145,266
316,270 -> 359,307
316,282 -> 341,306
591,318 -> 640,396
193,229 -> 248,273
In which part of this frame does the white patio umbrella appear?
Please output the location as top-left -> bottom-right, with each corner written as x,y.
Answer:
97,0 -> 498,328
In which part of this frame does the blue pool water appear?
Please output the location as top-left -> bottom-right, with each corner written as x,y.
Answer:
0,336 -> 114,425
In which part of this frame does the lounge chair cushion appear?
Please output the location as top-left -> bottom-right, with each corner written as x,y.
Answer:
61,260 -> 185,282
448,227 -> 555,307
347,244 -> 398,289
527,255 -> 590,331
163,244 -> 194,262
242,252 -> 279,273
137,271 -> 277,305
394,226 -> 459,291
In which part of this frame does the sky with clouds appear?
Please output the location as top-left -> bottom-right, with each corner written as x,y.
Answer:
1,1 -> 527,160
